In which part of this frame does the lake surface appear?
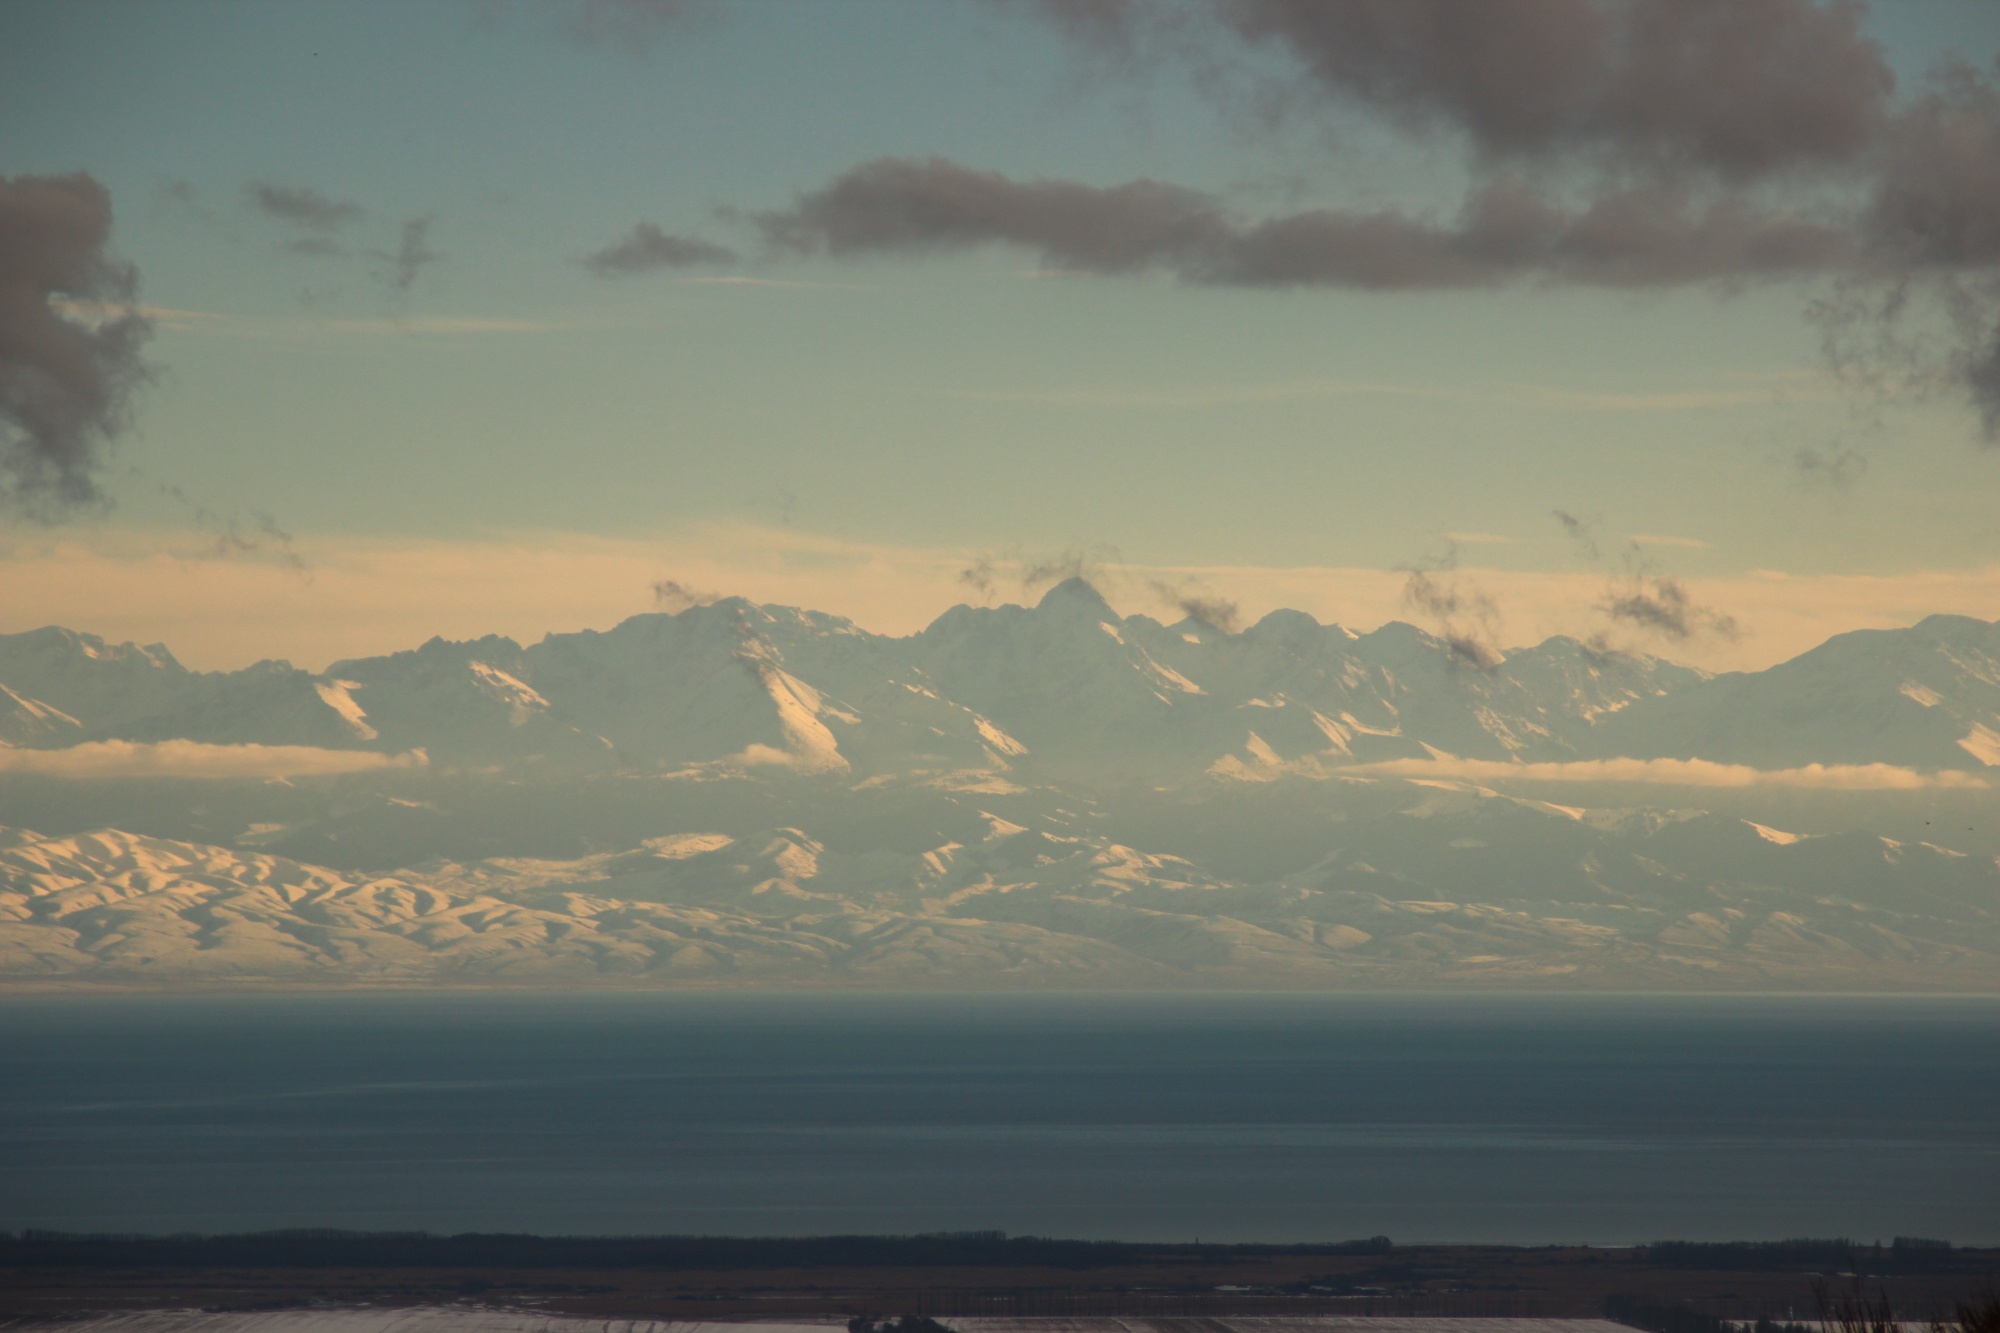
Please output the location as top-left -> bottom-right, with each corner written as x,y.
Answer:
1,991 -> 1995,1243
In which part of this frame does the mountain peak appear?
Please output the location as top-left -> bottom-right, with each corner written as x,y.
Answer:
0,625 -> 182,672
1911,613 -> 1997,638
1034,576 -> 1115,619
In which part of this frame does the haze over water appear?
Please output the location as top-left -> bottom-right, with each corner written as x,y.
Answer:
3,992 -> 1994,1244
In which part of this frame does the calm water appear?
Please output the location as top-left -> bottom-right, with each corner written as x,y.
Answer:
0,991 -> 1995,1243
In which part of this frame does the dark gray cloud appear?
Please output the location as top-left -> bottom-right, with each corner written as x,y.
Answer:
1810,266 -> 2000,444
746,5 -> 1996,442
151,179 -> 236,238
714,4 -> 2000,441
1149,578 -> 1242,633
652,578 -> 719,612
1016,0 -> 1144,50
1827,66 -> 2000,441
371,218 -> 441,293
584,222 -> 737,276
1209,0 -> 1893,179
958,547 -> 1118,600
1552,509 -> 1601,561
754,158 -> 1847,290
1401,546 -> 1503,669
133,467 -> 308,573
243,187 -> 444,299
1549,514 -> 1741,643
958,556 -> 999,599
1865,66 -> 2000,270
213,510 -> 306,571
246,182 -> 364,230
1969,314 -> 2000,439
757,156 -> 1228,275
1219,180 -> 1848,288
1025,0 -> 1891,181
1020,551 -> 1097,589
1600,574 -> 1740,642
1794,442 -> 1867,490
0,173 -> 153,518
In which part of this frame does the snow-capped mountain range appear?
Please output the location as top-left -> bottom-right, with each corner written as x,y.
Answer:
11,576 -> 1999,777
4,580 -> 1999,989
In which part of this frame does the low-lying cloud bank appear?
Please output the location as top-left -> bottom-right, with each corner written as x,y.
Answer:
1355,755 -> 1988,790
0,740 -> 426,780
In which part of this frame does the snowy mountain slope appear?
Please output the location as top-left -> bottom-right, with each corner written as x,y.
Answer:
906,579 -> 1702,778
1592,614 -> 2000,770
1219,618 -> 1687,764
0,683 -> 81,745
319,634 -> 616,766
904,578 -> 1247,773
6,777 -> 1994,988
517,601 -> 1012,773
0,627 -> 356,749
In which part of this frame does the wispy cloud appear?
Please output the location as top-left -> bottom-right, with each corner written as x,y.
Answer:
1522,384 -> 1834,411
368,217 -> 441,293
930,379 -> 1435,409
245,182 -> 363,230
581,221 -> 737,276
328,315 -> 565,335
682,275 -> 867,290
924,375 -> 1830,412
77,305 -> 590,338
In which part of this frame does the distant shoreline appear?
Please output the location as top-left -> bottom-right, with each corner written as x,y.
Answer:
2,1235 -> 1994,1324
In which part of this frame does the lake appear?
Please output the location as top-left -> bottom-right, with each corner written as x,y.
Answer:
1,991 -> 1994,1243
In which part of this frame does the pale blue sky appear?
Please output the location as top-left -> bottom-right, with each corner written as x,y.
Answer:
6,0 -> 2000,669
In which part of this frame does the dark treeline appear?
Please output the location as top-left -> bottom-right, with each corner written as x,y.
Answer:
0,1230 -> 1394,1271
1646,1238 -> 1963,1273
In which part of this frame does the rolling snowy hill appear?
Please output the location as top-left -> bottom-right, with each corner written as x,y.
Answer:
4,782 -> 1994,988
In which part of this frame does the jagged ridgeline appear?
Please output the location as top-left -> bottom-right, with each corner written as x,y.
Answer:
3,584 -> 1999,987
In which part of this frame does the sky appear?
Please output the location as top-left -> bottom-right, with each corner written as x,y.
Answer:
7,0 -> 2000,672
